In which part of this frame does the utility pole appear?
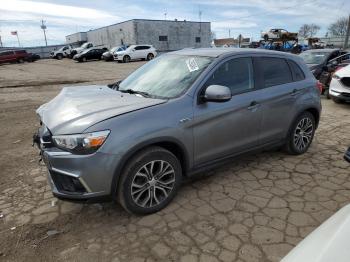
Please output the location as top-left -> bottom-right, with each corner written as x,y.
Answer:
229,29 -> 231,38
41,20 -> 48,46
344,14 -> 350,49
0,33 -> 2,47
164,10 -> 167,20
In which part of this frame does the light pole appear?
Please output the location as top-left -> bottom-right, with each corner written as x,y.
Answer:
41,20 -> 48,46
344,14 -> 350,49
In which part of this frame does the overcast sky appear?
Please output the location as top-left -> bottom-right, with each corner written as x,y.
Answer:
0,0 -> 349,47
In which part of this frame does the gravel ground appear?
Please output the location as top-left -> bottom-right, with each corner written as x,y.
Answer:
0,58 -> 349,262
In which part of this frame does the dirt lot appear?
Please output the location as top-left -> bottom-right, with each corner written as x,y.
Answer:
0,59 -> 349,262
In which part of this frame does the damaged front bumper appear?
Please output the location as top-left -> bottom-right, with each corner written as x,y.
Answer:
32,126 -> 118,202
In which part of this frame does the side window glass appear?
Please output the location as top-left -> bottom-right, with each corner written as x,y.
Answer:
135,46 -> 141,50
260,57 -> 292,87
288,60 -> 305,81
205,57 -> 254,95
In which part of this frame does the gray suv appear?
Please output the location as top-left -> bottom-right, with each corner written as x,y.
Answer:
33,48 -> 321,214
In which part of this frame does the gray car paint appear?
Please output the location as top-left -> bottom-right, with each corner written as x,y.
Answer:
36,48 -> 321,200
37,85 -> 166,134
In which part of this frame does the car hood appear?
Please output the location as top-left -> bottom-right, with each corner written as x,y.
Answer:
36,85 -> 166,135
334,64 -> 350,77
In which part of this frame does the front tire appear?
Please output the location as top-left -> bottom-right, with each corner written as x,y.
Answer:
147,53 -> 154,61
57,54 -> 63,60
123,55 -> 131,63
284,112 -> 315,155
118,147 -> 182,215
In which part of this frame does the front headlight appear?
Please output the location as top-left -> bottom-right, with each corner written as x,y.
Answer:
52,130 -> 110,154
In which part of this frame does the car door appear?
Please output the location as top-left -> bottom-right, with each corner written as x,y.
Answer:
255,57 -> 300,144
86,50 -> 94,60
133,46 -> 145,60
192,56 -> 263,166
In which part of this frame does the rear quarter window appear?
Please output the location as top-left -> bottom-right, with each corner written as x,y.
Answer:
260,57 -> 293,88
288,60 -> 305,81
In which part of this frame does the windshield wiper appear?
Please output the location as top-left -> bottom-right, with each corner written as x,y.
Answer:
119,89 -> 151,98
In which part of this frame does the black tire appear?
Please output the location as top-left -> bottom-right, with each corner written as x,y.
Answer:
17,58 -> 24,63
118,146 -> 182,215
147,53 -> 154,61
82,57 -> 87,62
57,54 -> 63,60
284,111 -> 316,155
123,55 -> 131,63
264,34 -> 269,41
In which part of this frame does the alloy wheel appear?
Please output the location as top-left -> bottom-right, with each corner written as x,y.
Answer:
131,160 -> 175,208
293,117 -> 313,151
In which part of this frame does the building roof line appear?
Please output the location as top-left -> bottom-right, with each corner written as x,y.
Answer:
66,19 -> 210,35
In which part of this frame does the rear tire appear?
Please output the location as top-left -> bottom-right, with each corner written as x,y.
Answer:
284,112 -> 315,155
57,54 -> 63,60
147,53 -> 154,61
17,59 -> 24,63
118,146 -> 182,215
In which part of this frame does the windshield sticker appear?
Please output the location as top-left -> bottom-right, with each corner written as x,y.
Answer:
186,58 -> 199,72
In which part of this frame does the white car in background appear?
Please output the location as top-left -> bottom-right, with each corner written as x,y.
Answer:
114,45 -> 157,63
329,64 -> 350,103
50,45 -> 73,59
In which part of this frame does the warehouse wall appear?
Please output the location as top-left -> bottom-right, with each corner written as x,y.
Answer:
86,21 -> 136,48
66,32 -> 87,44
134,20 -> 211,51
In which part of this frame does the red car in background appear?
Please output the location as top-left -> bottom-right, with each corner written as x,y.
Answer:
0,49 -> 38,64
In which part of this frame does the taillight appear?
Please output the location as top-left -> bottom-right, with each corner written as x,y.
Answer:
316,81 -> 323,93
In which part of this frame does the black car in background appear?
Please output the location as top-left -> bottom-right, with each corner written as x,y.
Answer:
299,49 -> 346,79
299,49 -> 348,94
345,148 -> 350,163
73,48 -> 107,62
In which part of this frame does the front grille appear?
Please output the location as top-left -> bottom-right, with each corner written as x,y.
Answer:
341,77 -> 350,88
50,170 -> 87,194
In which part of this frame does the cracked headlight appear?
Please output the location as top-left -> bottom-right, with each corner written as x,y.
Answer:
52,130 -> 110,154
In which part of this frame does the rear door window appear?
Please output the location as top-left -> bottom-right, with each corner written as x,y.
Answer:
260,57 -> 293,87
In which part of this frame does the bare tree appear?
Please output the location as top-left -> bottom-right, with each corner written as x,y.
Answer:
328,17 -> 349,36
298,24 -> 321,38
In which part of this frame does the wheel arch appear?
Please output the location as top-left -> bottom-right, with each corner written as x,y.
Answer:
304,107 -> 320,128
110,137 -> 190,199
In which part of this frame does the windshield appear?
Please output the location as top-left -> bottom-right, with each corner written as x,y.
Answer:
299,51 -> 330,64
118,54 -> 213,98
81,43 -> 89,48
110,46 -> 121,53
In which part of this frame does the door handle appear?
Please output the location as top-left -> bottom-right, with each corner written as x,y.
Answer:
247,101 -> 260,110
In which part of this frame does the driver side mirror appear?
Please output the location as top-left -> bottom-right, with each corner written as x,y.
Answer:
202,85 -> 231,103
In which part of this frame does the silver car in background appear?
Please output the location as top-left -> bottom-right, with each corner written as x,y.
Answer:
34,48 -> 321,214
